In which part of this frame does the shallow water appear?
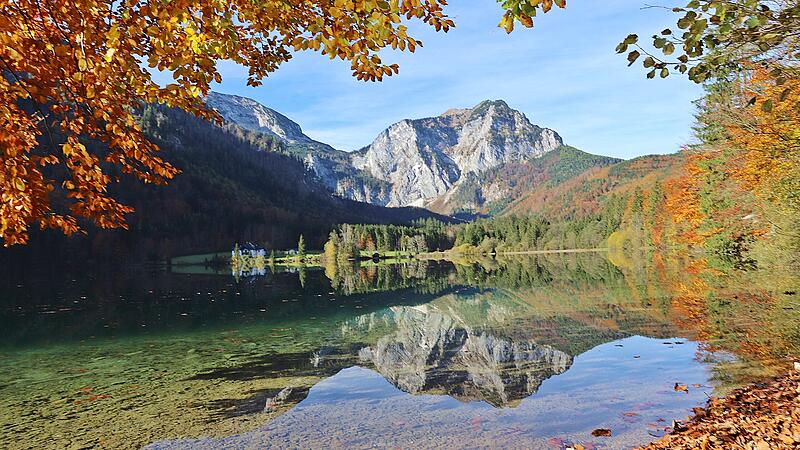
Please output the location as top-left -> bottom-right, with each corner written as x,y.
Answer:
1,254 -> 797,449
147,337 -> 711,450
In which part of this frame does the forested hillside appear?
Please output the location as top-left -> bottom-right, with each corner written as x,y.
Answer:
427,145 -> 621,217
0,106 -> 446,263
395,65 -> 800,269
504,154 -> 678,219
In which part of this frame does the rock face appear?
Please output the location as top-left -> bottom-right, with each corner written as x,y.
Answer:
206,92 -> 315,144
352,100 -> 562,207
206,93 -> 562,211
206,92 -> 387,199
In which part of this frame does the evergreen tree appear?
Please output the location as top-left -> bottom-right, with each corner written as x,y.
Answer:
298,234 -> 306,260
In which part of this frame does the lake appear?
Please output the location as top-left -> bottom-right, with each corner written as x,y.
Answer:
1,253 -> 797,449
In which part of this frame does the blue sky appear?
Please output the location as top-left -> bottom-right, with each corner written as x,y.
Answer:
206,1 -> 703,159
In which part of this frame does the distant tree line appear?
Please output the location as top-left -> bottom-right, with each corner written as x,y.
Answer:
0,105 -> 443,264
322,185 -> 670,259
324,219 -> 453,261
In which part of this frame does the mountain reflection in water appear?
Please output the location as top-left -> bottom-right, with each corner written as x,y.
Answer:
1,253 -> 797,449
148,337 -> 711,450
353,297 -> 578,407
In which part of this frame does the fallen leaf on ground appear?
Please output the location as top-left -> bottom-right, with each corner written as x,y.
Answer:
640,371 -> 800,449
545,437 -> 563,448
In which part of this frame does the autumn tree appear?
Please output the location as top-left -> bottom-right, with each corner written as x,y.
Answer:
622,1 -> 800,263
727,71 -> 800,210
324,230 -> 339,262
0,0 -> 571,247
0,0 -> 456,245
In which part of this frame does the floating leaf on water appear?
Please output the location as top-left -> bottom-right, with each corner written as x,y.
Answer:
591,428 -> 611,437
546,437 -> 564,447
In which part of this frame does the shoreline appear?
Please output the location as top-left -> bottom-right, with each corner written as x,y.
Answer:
419,247 -> 609,259
641,370 -> 800,449
493,248 -> 608,255
172,247 -> 613,269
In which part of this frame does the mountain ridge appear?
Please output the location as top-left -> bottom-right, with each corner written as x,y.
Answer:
207,93 -> 576,213
204,92 -> 677,232
0,104 -> 450,263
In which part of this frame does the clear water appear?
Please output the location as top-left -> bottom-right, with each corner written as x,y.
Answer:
1,254 -> 797,449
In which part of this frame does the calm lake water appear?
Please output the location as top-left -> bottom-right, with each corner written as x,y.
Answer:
1,254 -> 797,449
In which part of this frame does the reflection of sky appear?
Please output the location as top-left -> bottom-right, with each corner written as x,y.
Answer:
147,336 -> 713,449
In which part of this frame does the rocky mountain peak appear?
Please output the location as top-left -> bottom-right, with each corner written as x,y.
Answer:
354,99 -> 563,207
205,92 -> 313,144
204,91 -> 568,213
440,107 -> 470,117
473,99 -> 512,113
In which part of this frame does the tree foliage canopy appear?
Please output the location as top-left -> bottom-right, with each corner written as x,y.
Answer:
618,1 -> 800,83
1,0 -> 460,245
4,0 -> 798,249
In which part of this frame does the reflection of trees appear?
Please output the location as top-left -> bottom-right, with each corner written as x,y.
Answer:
325,259 -> 451,296
450,254 -> 626,290
611,251 -> 800,393
324,253 -> 635,297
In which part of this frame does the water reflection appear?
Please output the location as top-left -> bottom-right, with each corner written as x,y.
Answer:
0,253 -> 797,449
148,337 -> 713,450
348,292 -> 601,407
356,306 -> 573,407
